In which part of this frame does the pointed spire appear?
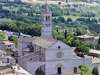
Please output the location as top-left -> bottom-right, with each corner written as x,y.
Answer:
45,0 -> 49,12
46,0 -> 47,5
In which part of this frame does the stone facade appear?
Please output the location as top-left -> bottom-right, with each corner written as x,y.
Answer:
18,3 -> 100,75
41,4 -> 52,37
18,37 -> 95,75
0,40 -> 15,50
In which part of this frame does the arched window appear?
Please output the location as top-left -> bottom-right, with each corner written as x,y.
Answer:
46,16 -> 50,21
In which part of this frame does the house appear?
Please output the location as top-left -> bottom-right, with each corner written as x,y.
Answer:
77,35 -> 99,45
0,40 -> 15,50
89,49 -> 100,57
0,64 -> 31,75
3,41 -> 15,50
0,50 -> 15,70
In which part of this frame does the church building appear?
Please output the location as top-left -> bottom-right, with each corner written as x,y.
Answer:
18,1 -> 99,75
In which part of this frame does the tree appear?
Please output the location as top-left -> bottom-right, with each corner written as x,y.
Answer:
67,4 -> 70,7
76,27 -> 85,36
8,36 -> 18,46
91,19 -> 97,23
72,40 -> 80,47
75,45 -> 89,55
79,64 -> 92,75
67,18 -> 72,23
8,36 -> 17,43
86,18 -> 90,23
86,42 -> 95,49
66,12 -> 70,15
58,17 -> 65,23
95,45 -> 100,50
64,30 -> 67,39
66,36 -> 74,46
98,36 -> 100,44
92,67 -> 99,75
0,32 -> 7,40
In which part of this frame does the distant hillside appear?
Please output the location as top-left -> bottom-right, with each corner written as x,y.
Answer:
0,0 -> 99,4
20,0 -> 100,4
72,0 -> 99,2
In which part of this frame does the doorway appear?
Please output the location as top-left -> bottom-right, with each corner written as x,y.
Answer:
74,67 -> 77,73
57,67 -> 62,74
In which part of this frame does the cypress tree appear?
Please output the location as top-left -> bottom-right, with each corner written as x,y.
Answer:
92,67 -> 99,75
98,36 -> 100,44
64,30 -> 67,39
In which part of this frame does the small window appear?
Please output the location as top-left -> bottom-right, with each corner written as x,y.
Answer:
46,16 -> 50,21
8,45 -> 11,47
46,24 -> 48,27
45,24 -> 50,27
46,16 -> 48,21
58,46 -> 61,49
74,67 -> 77,73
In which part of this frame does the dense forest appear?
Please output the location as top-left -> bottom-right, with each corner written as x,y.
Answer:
0,22 -> 41,36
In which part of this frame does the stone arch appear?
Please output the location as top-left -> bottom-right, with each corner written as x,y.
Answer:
35,64 -> 45,75
29,62 -> 45,75
56,63 -> 64,69
55,63 -> 64,74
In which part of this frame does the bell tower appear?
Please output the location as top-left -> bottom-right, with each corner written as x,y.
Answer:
41,0 -> 52,37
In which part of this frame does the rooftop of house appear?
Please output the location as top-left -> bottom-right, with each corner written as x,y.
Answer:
92,58 -> 100,64
0,50 -> 6,54
19,36 -> 57,49
3,41 -> 15,46
77,35 -> 95,39
0,64 -> 31,75
32,37 -> 57,49
0,63 -> 9,67
94,36 -> 99,39
90,49 -> 100,55
0,40 -> 4,44
0,40 -> 15,46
